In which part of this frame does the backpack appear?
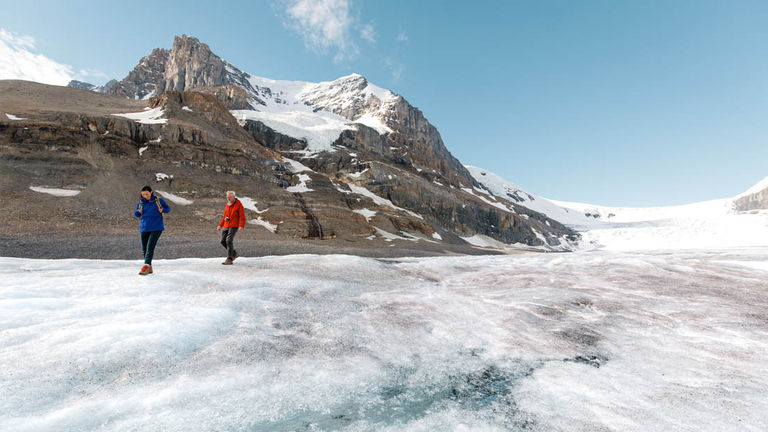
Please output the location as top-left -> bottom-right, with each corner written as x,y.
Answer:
138,196 -> 165,215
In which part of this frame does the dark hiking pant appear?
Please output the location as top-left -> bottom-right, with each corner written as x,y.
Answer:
140,230 -> 163,265
220,227 -> 238,259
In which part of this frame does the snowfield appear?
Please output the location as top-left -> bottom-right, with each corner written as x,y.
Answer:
468,166 -> 768,252
230,73 -> 397,155
2,250 -> 767,431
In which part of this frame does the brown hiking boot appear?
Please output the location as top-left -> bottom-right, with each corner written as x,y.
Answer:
222,258 -> 233,265
139,265 -> 153,275
232,252 -> 239,261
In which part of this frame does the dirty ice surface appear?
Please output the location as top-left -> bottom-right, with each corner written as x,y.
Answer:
1,250 -> 767,431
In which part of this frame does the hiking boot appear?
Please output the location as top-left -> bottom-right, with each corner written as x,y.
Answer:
232,251 -> 239,261
139,265 -> 153,275
222,258 -> 233,265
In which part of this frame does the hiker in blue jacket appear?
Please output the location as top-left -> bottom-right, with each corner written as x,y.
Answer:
133,185 -> 171,275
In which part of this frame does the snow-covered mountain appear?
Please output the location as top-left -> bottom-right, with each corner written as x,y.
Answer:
72,35 -> 474,184
70,37 -> 400,154
232,73 -> 396,154
53,35 -> 576,250
468,166 -> 768,250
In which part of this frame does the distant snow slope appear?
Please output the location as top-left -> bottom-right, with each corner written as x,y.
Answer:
2,251 -> 767,431
465,166 -> 594,227
734,175 -> 768,199
469,166 -> 768,251
231,73 -> 398,154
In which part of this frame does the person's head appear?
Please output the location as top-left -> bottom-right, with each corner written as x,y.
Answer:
140,186 -> 152,200
226,190 -> 236,203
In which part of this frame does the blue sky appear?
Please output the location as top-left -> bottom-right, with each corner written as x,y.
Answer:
2,0 -> 768,206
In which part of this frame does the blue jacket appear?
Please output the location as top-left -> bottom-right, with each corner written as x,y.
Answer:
134,195 -> 170,232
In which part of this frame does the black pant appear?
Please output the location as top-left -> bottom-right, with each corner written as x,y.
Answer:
220,227 -> 238,259
140,230 -> 163,265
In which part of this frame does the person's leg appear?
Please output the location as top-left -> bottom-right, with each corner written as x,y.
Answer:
140,231 -> 150,261
144,230 -> 163,265
220,229 -> 229,250
226,227 -> 238,259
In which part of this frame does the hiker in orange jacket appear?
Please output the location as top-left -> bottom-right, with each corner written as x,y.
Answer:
217,190 -> 245,265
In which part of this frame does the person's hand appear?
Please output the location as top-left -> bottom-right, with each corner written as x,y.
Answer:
216,226 -> 221,231
138,209 -> 143,214
239,226 -> 244,232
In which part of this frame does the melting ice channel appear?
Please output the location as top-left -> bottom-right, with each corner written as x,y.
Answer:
1,250 -> 767,431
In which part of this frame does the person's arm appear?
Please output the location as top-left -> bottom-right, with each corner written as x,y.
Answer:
238,201 -> 246,229
160,198 -> 171,214
217,207 -> 226,230
134,202 -> 142,218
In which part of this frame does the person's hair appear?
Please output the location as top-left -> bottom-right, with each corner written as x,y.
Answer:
141,186 -> 152,192
226,190 -> 236,196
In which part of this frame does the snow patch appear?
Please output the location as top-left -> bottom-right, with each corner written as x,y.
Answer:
5,113 -> 27,120
373,227 -> 418,242
286,174 -> 313,193
353,208 -> 377,222
283,157 -> 314,173
248,217 -> 278,233
347,184 -> 423,219
155,190 -> 193,206
232,109 -> 352,155
239,197 -> 268,214
29,186 -> 80,197
348,168 -> 369,179
112,107 -> 167,124
354,113 -> 392,134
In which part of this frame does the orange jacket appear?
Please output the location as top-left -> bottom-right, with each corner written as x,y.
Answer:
219,198 -> 246,229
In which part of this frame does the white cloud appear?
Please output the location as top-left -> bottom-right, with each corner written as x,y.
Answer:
384,57 -> 404,81
77,68 -> 107,79
281,0 -> 361,62
0,28 -> 74,86
360,23 -> 375,43
397,31 -> 409,43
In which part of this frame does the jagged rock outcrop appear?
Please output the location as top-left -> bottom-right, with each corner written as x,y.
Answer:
158,36 -> 261,107
733,186 -> 768,212
70,36 -> 262,108
104,48 -> 169,99
67,80 -> 99,91
199,85 -> 253,110
385,96 -> 477,188
161,36 -> 226,93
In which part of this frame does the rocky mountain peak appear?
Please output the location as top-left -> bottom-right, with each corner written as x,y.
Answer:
103,48 -> 169,99
67,80 -> 99,91
161,35 -> 227,93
